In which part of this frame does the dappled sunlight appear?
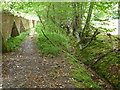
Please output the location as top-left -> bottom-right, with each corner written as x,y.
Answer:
92,19 -> 118,35
2,1 -> 119,89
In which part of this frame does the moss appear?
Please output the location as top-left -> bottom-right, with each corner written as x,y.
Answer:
66,54 -> 102,88
6,29 -> 30,52
75,34 -> 119,89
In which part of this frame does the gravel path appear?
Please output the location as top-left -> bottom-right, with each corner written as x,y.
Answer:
2,29 -> 76,88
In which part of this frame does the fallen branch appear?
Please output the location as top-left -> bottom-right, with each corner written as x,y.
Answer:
92,48 -> 120,65
91,33 -> 120,65
37,15 -> 55,47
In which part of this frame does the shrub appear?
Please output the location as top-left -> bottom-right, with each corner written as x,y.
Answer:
7,30 -> 30,52
35,25 -> 69,57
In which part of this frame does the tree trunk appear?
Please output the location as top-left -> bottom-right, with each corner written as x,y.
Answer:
52,4 -> 55,24
47,3 -> 51,19
82,2 -> 94,37
72,3 -> 77,37
75,33 -> 82,49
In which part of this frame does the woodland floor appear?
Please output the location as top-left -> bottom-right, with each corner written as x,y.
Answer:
2,29 -> 112,88
2,30 -> 77,88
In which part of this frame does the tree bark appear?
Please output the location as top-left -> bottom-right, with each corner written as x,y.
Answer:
72,3 -> 78,37
52,4 -> 56,24
75,33 -> 82,49
47,3 -> 51,19
82,2 -> 94,37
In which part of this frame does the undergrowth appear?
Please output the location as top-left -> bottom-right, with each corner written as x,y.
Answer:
35,24 -> 69,57
74,34 -> 120,89
65,54 -> 102,88
7,30 -> 30,52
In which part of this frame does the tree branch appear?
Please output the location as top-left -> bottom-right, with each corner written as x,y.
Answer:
47,3 -> 51,19
82,2 -> 94,37
37,15 -> 55,47
81,29 -> 99,50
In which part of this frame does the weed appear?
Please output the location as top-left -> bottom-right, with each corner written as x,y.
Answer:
35,25 -> 69,57
7,30 -> 30,52
74,34 -> 119,88
66,54 -> 101,88
54,65 -> 59,68
49,71 -> 54,77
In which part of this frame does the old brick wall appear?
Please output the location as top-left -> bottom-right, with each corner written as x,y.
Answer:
2,13 -> 14,40
1,12 -> 39,52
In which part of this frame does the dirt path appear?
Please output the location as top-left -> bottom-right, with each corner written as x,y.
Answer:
2,29 -> 77,88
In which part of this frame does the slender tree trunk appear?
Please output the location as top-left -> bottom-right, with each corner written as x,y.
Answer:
52,4 -> 56,24
79,3 -> 83,31
47,3 -> 51,19
82,2 -> 94,36
72,3 -> 83,49
75,33 -> 82,49
72,3 -> 77,37
79,3 -> 84,38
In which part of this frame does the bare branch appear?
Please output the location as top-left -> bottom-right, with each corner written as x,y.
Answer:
37,15 -> 56,47
81,29 -> 100,50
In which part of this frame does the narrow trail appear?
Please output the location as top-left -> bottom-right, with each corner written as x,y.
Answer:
2,29 -> 113,88
2,29 -> 76,88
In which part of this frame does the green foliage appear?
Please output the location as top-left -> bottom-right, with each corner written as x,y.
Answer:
7,30 -> 29,52
66,54 -> 101,88
49,71 -> 54,77
75,34 -> 120,89
35,25 -> 69,57
2,2 -> 119,88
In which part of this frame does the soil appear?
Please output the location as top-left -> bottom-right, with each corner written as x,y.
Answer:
2,30 -> 77,88
2,29 -> 113,88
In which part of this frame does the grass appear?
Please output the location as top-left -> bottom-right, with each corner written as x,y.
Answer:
65,54 -> 102,88
74,34 -> 120,89
7,29 -> 30,52
35,25 -> 69,57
